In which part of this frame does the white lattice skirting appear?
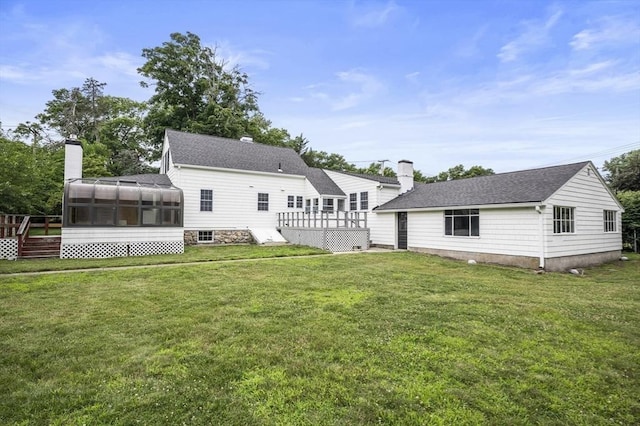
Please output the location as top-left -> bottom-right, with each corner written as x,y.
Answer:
280,228 -> 370,252
61,241 -> 184,259
0,238 -> 18,260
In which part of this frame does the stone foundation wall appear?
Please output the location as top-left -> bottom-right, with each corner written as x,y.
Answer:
184,231 -> 198,246
184,230 -> 255,246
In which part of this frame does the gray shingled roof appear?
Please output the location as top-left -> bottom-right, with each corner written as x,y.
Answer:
375,161 -> 590,211
167,129 -> 310,176
307,168 -> 345,196
332,170 -> 400,185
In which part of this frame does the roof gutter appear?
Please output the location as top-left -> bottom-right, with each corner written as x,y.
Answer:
173,163 -> 306,179
374,201 -> 543,213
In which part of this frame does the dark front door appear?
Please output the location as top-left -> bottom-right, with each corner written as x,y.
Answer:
397,212 -> 408,249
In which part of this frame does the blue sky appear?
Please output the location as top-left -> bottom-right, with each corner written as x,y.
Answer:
1,0 -> 638,175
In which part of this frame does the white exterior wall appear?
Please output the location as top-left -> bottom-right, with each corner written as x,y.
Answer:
544,164 -> 622,258
170,166 -> 306,230
62,227 -> 184,244
324,170 -> 401,244
406,207 -> 541,257
371,212 -> 396,247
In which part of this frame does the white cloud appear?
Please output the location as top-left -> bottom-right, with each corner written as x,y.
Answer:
350,1 -> 399,28
332,70 -> 384,110
94,52 -> 141,77
405,71 -> 420,83
299,70 -> 384,111
570,16 -> 640,51
498,7 -> 563,62
211,40 -> 271,70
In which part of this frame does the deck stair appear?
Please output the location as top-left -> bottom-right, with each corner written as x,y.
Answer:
20,236 -> 61,259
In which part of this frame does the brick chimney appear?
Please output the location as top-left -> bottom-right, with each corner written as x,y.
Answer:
398,160 -> 414,194
64,138 -> 83,181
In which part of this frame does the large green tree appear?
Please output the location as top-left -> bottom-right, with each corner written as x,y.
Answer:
30,78 -> 153,177
0,134 -> 63,215
603,150 -> 640,192
139,32 -> 268,158
301,149 -> 356,171
604,150 -> 640,252
617,191 -> 640,252
423,164 -> 494,183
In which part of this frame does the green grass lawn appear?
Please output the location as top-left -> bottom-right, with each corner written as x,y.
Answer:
1,250 -> 638,425
0,244 -> 328,274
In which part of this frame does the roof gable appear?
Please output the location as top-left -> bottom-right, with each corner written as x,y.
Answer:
375,161 -> 591,210
166,129 -> 310,176
307,168 -> 345,196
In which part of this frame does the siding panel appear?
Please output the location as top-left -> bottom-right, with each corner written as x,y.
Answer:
408,207 -> 541,257
545,165 -> 622,257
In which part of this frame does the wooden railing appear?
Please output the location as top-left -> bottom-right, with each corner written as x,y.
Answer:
0,214 -> 24,238
277,211 -> 367,229
16,215 -> 31,258
1,215 -> 62,238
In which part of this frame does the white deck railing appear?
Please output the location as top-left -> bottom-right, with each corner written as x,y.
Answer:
277,211 -> 367,229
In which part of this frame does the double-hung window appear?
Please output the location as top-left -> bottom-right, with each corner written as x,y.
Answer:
296,196 -> 303,209
323,198 -> 334,212
360,192 -> 368,210
603,210 -> 616,232
444,209 -> 479,237
258,193 -> 269,211
287,195 -> 295,208
200,189 -> 213,212
349,193 -> 357,210
553,206 -> 575,234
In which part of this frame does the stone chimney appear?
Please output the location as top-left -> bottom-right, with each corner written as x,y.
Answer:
64,138 -> 83,181
398,160 -> 414,194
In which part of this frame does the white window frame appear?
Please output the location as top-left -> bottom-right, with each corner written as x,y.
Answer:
287,195 -> 295,208
603,210 -> 616,232
296,196 -> 303,209
553,206 -> 575,234
258,193 -> 269,211
200,189 -> 213,212
349,193 -> 357,210
360,192 -> 369,210
444,209 -> 480,237
198,230 -> 213,242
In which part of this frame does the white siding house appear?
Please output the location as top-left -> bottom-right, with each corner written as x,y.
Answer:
54,130 -> 623,267
161,129 -> 348,246
374,162 -> 624,271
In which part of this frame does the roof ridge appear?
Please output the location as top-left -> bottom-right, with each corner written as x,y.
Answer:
166,128 -> 299,153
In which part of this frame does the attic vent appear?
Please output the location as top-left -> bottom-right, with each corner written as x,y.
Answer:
240,136 -> 253,143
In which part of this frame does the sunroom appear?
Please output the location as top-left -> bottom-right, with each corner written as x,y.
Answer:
61,176 -> 184,258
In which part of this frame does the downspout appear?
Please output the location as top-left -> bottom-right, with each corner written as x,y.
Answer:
536,205 -> 545,269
